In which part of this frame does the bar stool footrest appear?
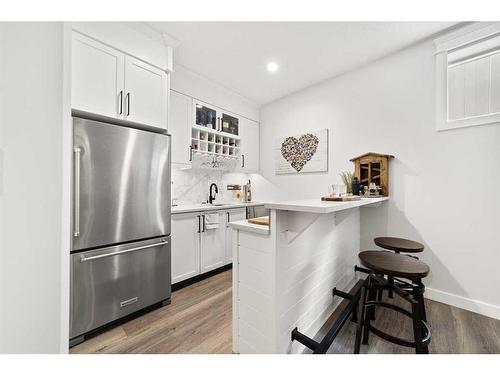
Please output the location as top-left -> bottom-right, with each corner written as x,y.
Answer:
291,279 -> 364,354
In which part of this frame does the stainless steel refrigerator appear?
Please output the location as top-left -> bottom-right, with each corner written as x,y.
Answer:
70,112 -> 171,346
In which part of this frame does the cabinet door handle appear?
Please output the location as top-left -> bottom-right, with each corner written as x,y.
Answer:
227,212 -> 230,227
126,93 -> 130,116
189,145 -> 193,161
198,215 -> 201,233
242,154 -> 245,168
118,91 -> 123,115
202,215 -> 206,232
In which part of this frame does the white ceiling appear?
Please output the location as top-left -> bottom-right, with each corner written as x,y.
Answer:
147,22 -> 459,105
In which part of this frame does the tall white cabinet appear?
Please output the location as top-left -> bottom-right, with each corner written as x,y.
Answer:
71,31 -> 168,131
239,117 -> 260,172
169,91 -> 193,166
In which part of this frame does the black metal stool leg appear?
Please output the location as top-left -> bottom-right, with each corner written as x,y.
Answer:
387,275 -> 394,298
362,277 -> 373,344
411,298 -> 424,354
354,282 -> 369,353
415,280 -> 427,323
368,278 -> 377,321
351,299 -> 359,323
410,282 -> 430,354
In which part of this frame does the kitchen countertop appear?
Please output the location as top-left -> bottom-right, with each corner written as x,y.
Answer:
263,197 -> 388,214
228,219 -> 270,235
171,201 -> 264,214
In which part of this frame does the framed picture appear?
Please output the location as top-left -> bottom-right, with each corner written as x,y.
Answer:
275,129 -> 328,174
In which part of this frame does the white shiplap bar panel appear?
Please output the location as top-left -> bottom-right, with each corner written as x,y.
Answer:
231,202 -> 381,354
275,208 -> 360,353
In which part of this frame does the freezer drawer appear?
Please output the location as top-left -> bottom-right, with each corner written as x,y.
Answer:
70,237 -> 171,339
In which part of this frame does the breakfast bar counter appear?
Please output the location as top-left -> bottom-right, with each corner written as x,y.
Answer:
229,197 -> 388,354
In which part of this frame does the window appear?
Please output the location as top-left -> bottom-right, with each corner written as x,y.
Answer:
435,22 -> 500,131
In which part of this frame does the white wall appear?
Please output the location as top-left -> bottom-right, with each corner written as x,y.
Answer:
0,23 -> 68,353
259,39 -> 500,318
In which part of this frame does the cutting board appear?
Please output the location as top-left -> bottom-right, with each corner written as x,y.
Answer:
321,195 -> 361,202
248,216 -> 269,226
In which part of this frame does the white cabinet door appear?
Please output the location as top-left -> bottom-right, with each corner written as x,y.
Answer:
72,32 -> 124,118
225,208 -> 247,264
170,91 -> 193,165
239,118 -> 260,172
171,212 -> 201,284
200,211 -> 226,273
124,56 -> 168,130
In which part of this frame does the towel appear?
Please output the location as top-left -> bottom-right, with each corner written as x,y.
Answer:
204,213 -> 220,230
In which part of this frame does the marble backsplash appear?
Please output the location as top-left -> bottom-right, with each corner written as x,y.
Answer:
171,168 -> 252,205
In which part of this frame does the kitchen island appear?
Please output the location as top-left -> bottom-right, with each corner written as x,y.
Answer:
229,197 -> 388,354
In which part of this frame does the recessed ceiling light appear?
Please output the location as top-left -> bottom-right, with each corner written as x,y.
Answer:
266,61 -> 279,73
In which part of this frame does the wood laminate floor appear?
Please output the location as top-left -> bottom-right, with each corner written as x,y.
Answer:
70,270 -> 500,354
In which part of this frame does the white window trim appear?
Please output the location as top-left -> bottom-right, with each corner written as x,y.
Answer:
435,22 -> 500,131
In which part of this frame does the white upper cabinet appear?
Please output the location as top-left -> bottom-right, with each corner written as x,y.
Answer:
239,118 -> 260,172
124,56 -> 167,129
71,31 -> 168,131
169,91 -> 193,165
72,32 -> 124,118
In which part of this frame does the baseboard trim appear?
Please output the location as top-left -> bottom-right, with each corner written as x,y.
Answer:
425,288 -> 500,321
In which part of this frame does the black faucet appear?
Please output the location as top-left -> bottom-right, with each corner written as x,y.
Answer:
209,183 -> 219,204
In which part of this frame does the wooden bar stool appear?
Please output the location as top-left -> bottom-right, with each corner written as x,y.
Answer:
374,237 -> 424,298
354,251 -> 431,354
374,237 -> 424,254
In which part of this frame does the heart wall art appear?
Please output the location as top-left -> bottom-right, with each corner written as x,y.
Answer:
275,129 -> 328,174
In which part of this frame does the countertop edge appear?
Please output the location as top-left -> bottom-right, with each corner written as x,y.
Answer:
172,202 -> 264,214
263,197 -> 389,213
228,220 -> 270,235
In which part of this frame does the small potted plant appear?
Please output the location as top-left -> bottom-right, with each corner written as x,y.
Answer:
340,171 -> 354,194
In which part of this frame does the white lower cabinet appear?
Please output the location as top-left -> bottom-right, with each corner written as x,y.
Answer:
200,211 -> 227,273
171,212 -> 201,284
225,208 -> 247,264
171,208 -> 247,284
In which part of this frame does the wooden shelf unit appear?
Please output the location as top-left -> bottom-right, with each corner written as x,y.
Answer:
350,152 -> 394,196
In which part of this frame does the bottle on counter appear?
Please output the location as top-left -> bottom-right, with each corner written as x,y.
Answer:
246,180 -> 252,202
351,177 -> 361,196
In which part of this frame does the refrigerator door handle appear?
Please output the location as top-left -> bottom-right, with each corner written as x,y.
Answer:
73,147 -> 81,237
80,239 -> 168,262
